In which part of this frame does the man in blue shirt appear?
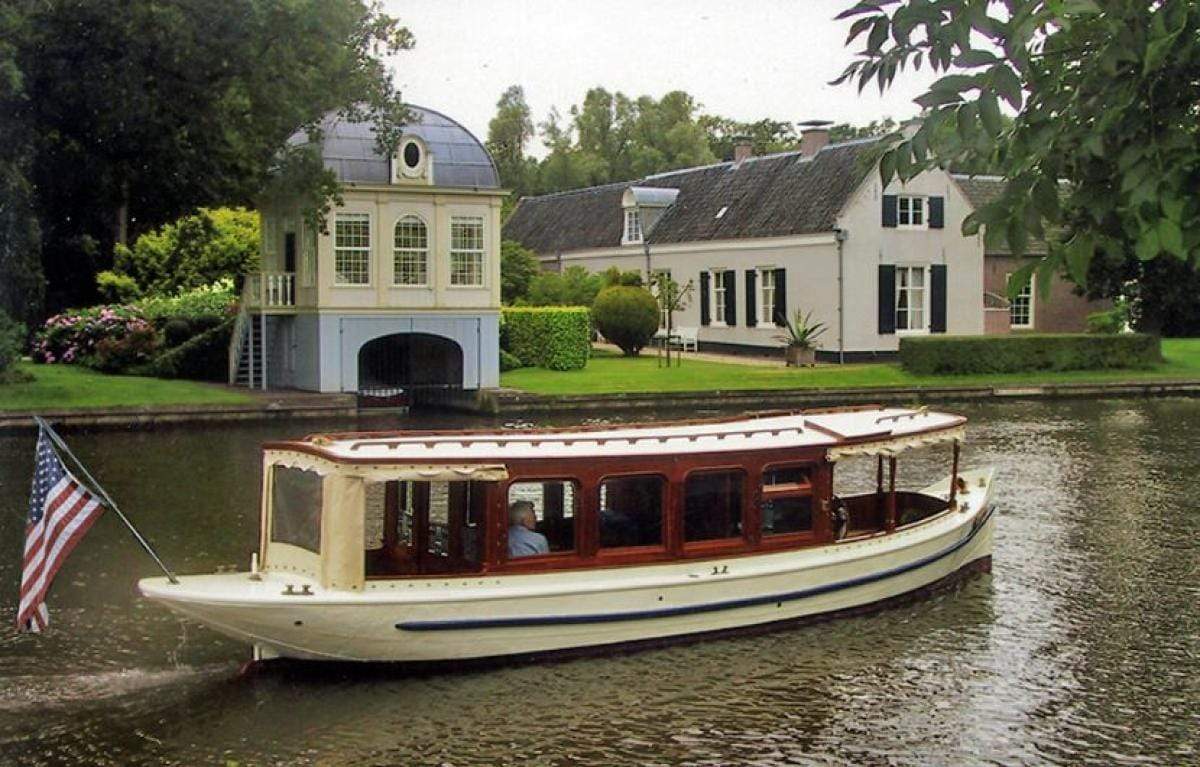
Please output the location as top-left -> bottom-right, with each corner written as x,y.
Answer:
508,500 -> 550,558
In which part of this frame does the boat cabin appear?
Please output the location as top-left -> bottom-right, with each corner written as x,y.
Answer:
257,408 -> 967,591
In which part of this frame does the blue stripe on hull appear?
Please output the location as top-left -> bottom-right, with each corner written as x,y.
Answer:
397,507 -> 994,632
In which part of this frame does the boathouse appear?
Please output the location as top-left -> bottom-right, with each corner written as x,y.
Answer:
232,106 -> 504,395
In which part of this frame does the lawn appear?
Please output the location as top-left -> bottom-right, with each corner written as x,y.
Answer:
0,361 -> 254,412
501,339 -> 1200,396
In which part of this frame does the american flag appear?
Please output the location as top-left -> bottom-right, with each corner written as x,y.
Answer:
17,428 -> 106,633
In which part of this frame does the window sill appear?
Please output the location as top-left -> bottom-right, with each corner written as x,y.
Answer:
895,328 -> 930,336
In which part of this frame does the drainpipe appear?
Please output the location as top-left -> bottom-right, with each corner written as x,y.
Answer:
834,228 -> 848,364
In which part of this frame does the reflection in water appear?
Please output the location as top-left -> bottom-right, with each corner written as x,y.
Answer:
1,400 -> 1198,765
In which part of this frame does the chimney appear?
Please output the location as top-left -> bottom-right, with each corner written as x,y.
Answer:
798,120 -> 832,157
733,135 -> 754,163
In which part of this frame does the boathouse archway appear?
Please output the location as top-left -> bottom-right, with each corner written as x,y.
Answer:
357,332 -> 464,397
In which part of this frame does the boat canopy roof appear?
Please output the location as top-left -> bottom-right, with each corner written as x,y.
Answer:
264,407 -> 966,467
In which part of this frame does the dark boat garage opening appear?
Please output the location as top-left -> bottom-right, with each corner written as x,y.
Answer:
358,333 -> 464,406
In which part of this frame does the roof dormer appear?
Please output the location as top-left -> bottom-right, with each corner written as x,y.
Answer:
621,186 -> 679,245
392,134 -> 433,185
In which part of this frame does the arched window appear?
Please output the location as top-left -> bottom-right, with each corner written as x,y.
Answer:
393,215 -> 429,286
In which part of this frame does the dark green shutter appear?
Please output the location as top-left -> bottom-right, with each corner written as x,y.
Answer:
745,270 -> 757,327
773,268 -> 787,326
882,195 -> 898,228
699,271 -> 710,326
878,265 -> 896,334
928,196 -> 945,229
723,271 -> 736,326
931,264 -> 947,333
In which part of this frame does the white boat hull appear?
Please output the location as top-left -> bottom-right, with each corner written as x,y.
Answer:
140,470 -> 995,663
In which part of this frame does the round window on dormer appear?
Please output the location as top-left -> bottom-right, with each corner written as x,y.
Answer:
398,137 -> 426,179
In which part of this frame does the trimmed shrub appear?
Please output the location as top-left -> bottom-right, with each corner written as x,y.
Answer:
162,318 -> 194,347
899,334 -> 1162,375
499,349 -> 525,372
146,319 -> 234,381
0,310 -> 25,375
592,286 -> 660,356
502,307 -> 590,371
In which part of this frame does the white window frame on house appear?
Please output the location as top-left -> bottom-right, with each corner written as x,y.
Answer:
651,268 -> 672,329
1008,272 -> 1035,329
449,216 -> 485,287
393,214 -> 429,287
711,268 -> 727,327
623,208 -> 643,245
757,267 -> 776,326
333,212 -> 371,286
894,264 -> 930,334
897,195 -> 927,230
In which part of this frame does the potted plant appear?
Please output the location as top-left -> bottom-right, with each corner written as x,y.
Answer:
775,309 -> 827,367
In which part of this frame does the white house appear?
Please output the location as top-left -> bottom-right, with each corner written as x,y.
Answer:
235,106 -> 505,394
503,127 -> 1097,361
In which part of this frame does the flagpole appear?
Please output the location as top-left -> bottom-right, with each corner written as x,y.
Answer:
33,416 -> 179,585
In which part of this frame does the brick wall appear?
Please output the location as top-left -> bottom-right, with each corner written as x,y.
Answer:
983,255 -> 1110,333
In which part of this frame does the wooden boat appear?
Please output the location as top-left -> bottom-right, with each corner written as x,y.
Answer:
139,407 -> 995,663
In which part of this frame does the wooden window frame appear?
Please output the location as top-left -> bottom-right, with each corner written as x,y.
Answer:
894,264 -> 930,334
681,467 -> 748,557
595,471 -> 670,561
896,195 -> 927,230
501,477 -> 582,565
758,461 -> 821,550
333,212 -> 372,286
393,214 -> 430,287
1007,272 -> 1035,329
449,216 -> 485,287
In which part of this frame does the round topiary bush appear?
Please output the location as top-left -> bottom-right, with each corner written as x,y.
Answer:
592,286 -> 660,356
162,317 -> 193,347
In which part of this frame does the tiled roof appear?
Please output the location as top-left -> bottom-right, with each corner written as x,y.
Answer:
951,174 -> 1050,256
504,139 -> 880,254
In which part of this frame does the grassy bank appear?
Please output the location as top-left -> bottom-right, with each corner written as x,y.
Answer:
0,361 -> 253,412
501,338 -> 1200,396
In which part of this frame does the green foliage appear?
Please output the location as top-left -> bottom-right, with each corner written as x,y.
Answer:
499,349 -> 525,372
7,0 -> 412,313
502,307 -> 590,371
836,0 -> 1200,298
500,239 -> 541,304
145,319 -> 234,381
601,267 -> 643,288
487,86 -> 539,199
650,272 -> 693,331
136,279 -> 237,322
591,286 -> 660,357
1086,250 -> 1200,336
96,271 -> 141,303
898,334 -> 1162,376
0,310 -> 25,374
1086,296 -> 1132,335
527,266 -> 604,307
107,209 -> 259,297
775,309 -> 828,350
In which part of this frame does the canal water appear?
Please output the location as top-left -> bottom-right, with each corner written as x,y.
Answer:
0,399 -> 1197,766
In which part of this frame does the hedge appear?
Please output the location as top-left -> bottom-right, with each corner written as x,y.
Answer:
899,333 -> 1162,375
144,318 -> 234,381
502,307 -> 590,371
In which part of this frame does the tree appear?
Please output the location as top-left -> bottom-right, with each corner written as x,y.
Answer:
701,116 -> 800,160
487,86 -> 539,200
527,266 -> 603,307
0,1 -> 44,327
836,0 -> 1200,298
500,239 -> 541,304
7,0 -> 412,315
99,208 -> 261,298
592,286 -> 660,356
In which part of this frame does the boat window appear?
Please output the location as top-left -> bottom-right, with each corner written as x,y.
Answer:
364,479 -> 484,577
507,480 -> 577,556
270,466 -> 322,553
684,470 -> 744,542
762,496 -> 813,535
599,475 -> 665,549
761,463 -> 815,537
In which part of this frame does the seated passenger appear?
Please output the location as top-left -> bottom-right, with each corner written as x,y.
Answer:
507,500 -> 550,558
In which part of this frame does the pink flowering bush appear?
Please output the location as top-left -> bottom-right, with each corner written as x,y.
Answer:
31,305 -> 160,372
